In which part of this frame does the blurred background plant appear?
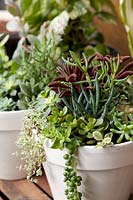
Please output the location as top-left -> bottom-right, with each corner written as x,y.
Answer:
0,33 -> 59,111
5,0 -> 116,56
119,0 -> 133,57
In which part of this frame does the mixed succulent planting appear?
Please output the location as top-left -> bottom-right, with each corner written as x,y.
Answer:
44,53 -> 133,200
18,52 -> 133,199
1,0 -> 133,198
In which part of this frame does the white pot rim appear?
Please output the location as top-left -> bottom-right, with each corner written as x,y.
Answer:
0,109 -> 27,131
78,141 -> 133,152
0,109 -> 27,115
45,139 -> 132,152
44,140 -> 133,170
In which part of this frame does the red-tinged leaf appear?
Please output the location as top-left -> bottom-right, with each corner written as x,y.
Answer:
87,54 -> 96,65
53,76 -> 66,81
118,56 -> 130,63
88,66 -> 96,77
75,85 -> 81,93
56,66 -> 68,76
50,87 -> 58,92
115,71 -> 133,79
96,54 -> 111,63
85,86 -> 93,90
59,90 -> 71,97
81,73 -> 86,80
48,81 -> 68,88
81,58 -> 85,64
68,74 -> 77,82
117,62 -> 133,76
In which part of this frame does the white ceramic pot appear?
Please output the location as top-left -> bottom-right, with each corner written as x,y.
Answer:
43,140 -> 133,200
0,110 -> 26,180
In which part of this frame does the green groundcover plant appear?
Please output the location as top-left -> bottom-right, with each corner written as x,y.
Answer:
18,52 -> 133,198
0,34 -> 59,111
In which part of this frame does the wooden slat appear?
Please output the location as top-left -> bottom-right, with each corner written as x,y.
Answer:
0,178 -> 51,200
36,174 -> 52,197
129,194 -> 133,200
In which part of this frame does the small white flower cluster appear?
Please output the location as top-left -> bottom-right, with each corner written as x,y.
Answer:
17,109 -> 46,182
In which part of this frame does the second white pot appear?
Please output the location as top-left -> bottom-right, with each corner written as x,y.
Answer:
43,140 -> 133,200
0,110 -> 26,180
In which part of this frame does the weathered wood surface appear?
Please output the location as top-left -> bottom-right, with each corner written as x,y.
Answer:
0,173 -> 133,200
36,175 -> 52,197
129,194 -> 133,200
0,174 -> 53,200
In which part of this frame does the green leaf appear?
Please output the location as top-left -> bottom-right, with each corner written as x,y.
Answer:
20,83 -> 32,97
87,140 -> 96,145
117,134 -> 124,144
69,51 -> 82,68
110,129 -> 121,134
87,132 -> 93,138
66,138 -> 80,149
103,137 -> 112,144
93,131 -> 103,141
11,61 -> 19,73
125,133 -> 132,141
96,11 -> 116,23
95,74 -> 100,113
27,35 -> 40,47
19,0 -> 33,15
7,1 -> 20,17
51,138 -> 63,149
0,35 -> 9,47
90,0 -> 102,11
95,118 -> 103,127
69,1 -> 87,20
10,90 -> 17,96
66,114 -> 73,122
17,100 -> 27,110
104,132 -> 113,139
62,106 -> 68,115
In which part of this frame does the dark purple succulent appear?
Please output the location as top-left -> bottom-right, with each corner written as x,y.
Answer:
49,63 -> 92,97
49,54 -> 133,98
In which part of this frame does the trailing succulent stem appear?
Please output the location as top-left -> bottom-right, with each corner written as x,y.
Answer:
64,149 -> 82,200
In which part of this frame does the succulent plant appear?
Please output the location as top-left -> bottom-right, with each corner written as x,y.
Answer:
49,52 -> 133,119
17,53 -> 133,200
